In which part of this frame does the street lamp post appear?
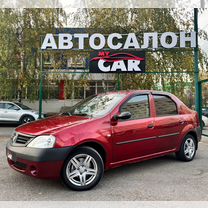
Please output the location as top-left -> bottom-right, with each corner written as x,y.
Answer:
39,52 -> 43,119
194,8 -> 199,111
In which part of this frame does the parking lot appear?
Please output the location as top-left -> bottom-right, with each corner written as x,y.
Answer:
0,126 -> 208,201
0,125 -> 16,137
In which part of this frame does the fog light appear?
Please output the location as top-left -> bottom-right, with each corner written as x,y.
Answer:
7,153 -> 12,160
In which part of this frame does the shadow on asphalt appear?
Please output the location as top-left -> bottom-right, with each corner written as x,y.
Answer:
104,154 -> 177,175
9,154 -> 178,192
0,123 -> 19,127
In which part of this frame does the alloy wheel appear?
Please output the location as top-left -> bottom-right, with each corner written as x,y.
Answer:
66,154 -> 98,187
184,138 -> 195,159
23,117 -> 32,123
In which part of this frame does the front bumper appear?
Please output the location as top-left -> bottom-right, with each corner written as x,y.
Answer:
6,141 -> 74,179
33,114 -> 44,120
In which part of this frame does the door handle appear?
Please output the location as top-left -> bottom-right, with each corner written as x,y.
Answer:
147,123 -> 154,129
179,120 -> 185,125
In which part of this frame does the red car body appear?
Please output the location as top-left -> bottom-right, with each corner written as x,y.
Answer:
6,90 -> 201,180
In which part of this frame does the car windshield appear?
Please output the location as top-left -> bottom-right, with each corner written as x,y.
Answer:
66,93 -> 126,118
15,102 -> 31,110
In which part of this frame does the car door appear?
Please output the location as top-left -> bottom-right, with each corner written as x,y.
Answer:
2,103 -> 21,122
112,94 -> 158,162
152,94 -> 183,151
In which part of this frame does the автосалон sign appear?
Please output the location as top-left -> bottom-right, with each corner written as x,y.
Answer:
41,32 -> 196,50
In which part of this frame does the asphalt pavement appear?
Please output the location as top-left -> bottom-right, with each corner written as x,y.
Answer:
0,124 -> 17,137
1,133 -> 208,200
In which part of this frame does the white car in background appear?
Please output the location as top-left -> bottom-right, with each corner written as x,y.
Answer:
0,101 -> 41,124
202,115 -> 208,127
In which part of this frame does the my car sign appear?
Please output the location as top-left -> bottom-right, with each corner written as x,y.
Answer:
89,51 -> 145,73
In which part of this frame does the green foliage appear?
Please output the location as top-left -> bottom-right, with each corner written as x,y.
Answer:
0,8 -> 66,101
0,8 -> 207,104
73,8 -> 207,103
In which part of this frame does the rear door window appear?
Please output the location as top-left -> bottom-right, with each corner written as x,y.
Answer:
153,95 -> 178,116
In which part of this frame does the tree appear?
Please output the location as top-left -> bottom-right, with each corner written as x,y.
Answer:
0,8 -> 67,101
72,8 -> 207,104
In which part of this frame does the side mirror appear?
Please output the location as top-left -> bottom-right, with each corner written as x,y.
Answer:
113,112 -> 132,121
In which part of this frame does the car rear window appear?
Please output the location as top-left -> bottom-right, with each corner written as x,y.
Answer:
15,102 -> 31,110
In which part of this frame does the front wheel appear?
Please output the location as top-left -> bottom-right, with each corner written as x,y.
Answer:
61,146 -> 104,191
176,134 -> 197,161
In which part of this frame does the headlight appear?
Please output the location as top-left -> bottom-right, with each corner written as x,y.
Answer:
27,135 -> 56,148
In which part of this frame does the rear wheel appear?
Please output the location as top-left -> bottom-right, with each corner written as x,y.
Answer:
61,146 -> 104,191
176,134 -> 197,161
20,115 -> 35,124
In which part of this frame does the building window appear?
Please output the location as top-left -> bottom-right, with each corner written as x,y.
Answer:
74,86 -> 84,99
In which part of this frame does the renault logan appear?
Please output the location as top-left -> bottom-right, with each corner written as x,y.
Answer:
6,91 -> 201,191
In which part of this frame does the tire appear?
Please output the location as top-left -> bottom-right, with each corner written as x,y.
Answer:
20,115 -> 35,124
176,134 -> 197,162
202,121 -> 205,128
61,146 -> 104,191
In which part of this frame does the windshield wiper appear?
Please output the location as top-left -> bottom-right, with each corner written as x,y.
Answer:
61,111 -> 93,117
73,113 -> 88,116
61,112 -> 72,116
72,113 -> 93,117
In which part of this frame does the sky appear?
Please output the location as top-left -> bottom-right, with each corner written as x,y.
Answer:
1,0 -> 207,8
198,9 -> 208,53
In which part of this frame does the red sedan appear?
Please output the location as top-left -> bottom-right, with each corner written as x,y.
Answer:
6,91 -> 201,191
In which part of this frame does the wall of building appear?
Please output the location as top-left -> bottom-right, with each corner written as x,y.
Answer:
22,99 -> 81,113
21,75 -> 116,113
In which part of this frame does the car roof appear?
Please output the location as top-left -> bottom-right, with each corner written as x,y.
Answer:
0,101 -> 15,104
98,90 -> 174,96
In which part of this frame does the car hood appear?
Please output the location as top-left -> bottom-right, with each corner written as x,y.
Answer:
16,115 -> 91,136
23,109 -> 39,114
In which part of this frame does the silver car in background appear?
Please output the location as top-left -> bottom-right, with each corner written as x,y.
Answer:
0,101 -> 41,124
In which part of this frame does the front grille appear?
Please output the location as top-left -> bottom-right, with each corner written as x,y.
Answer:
15,134 -> 34,145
